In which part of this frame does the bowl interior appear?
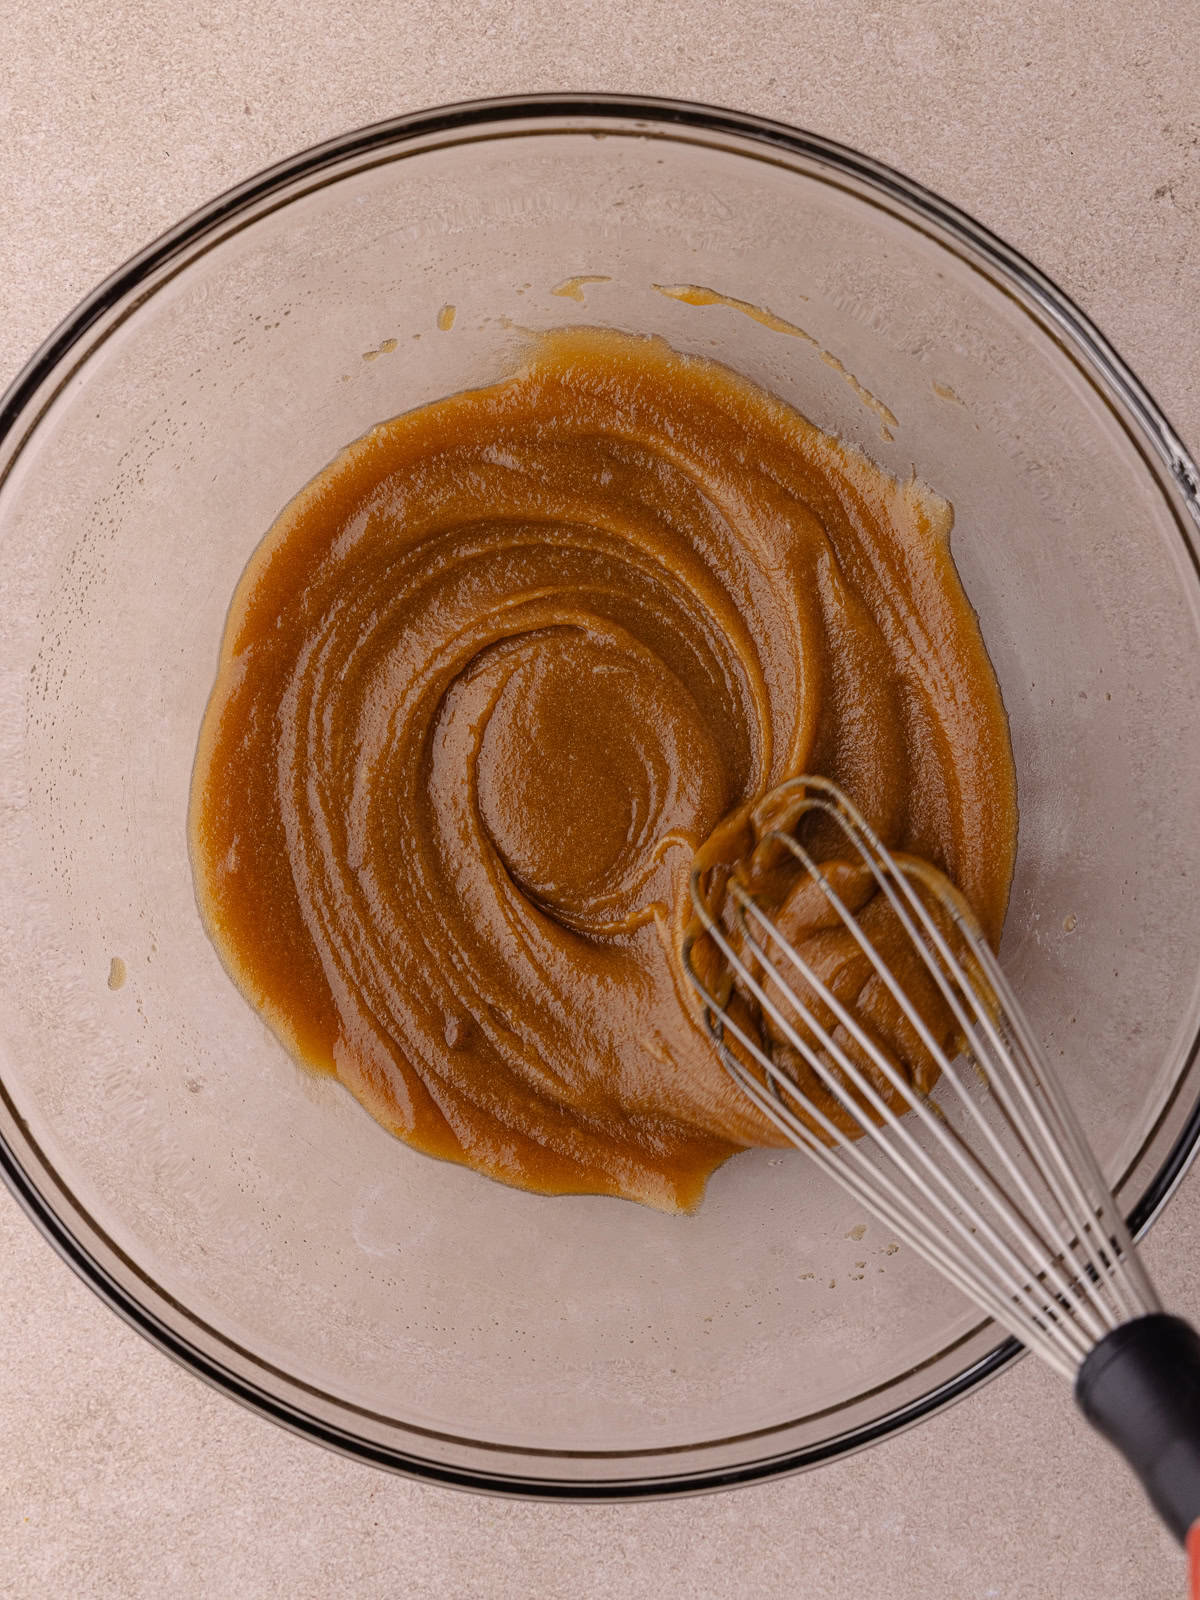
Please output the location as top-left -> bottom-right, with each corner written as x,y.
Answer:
2,105 -> 1200,1490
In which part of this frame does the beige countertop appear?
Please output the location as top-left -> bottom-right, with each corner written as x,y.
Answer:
3,2 -> 1200,1595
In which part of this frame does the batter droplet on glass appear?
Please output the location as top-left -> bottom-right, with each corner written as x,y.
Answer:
189,327 -> 1016,1212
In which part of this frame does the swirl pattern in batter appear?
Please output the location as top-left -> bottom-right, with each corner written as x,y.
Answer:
190,327 -> 1016,1211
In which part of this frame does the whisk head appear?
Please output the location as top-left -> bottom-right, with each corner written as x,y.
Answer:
681,775 -> 1160,1379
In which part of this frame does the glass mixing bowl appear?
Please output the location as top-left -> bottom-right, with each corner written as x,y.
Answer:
2,95 -> 1199,1498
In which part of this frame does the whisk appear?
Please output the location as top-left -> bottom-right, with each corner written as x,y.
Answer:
681,774 -> 1200,1579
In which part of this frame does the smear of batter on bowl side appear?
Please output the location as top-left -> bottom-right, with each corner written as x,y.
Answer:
189,327 -> 1016,1212
652,283 -> 899,439
550,274 -> 611,302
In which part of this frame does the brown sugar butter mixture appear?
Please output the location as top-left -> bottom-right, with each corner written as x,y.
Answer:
190,327 -> 1017,1212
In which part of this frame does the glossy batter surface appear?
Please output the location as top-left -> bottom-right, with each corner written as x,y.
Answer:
190,328 -> 1016,1211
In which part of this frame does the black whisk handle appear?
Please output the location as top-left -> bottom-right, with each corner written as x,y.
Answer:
1075,1313 -> 1200,1550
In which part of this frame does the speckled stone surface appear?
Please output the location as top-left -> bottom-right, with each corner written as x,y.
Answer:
3,2 -> 1199,1595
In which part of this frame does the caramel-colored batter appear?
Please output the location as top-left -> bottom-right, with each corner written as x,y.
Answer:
686,783 -> 986,1145
190,327 -> 1016,1212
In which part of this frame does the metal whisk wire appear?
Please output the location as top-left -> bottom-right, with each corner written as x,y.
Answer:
681,775 -> 1159,1381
